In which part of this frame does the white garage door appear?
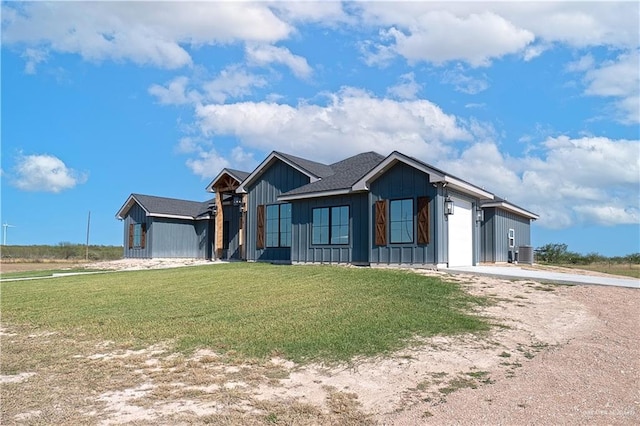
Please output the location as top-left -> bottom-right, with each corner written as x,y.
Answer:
448,197 -> 473,267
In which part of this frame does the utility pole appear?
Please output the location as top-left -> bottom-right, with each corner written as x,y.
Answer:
85,211 -> 91,261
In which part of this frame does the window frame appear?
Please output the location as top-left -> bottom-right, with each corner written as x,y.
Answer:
508,228 -> 515,248
311,205 -> 350,246
264,203 -> 291,248
389,198 -> 414,244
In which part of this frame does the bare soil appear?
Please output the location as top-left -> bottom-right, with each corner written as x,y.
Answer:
1,260 -> 638,425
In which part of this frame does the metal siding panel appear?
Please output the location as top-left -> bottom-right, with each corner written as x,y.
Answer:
369,162 -> 437,265
151,219 -> 205,258
247,159 -> 309,262
491,209 -> 531,262
123,203 -> 152,258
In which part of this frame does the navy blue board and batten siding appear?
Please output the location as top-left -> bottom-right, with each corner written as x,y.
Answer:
368,162 -> 439,265
246,159 -> 310,262
122,203 -> 152,258
291,193 -> 369,264
221,204 -> 242,260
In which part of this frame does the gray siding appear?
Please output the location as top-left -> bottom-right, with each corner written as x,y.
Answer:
220,204 -> 242,260
123,202 -> 210,259
151,218 -> 208,259
480,207 -> 531,263
369,162 -> 439,265
246,159 -> 310,262
291,193 -> 369,264
123,203 -> 152,258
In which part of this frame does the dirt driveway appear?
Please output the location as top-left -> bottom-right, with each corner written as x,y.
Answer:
1,261 -> 638,425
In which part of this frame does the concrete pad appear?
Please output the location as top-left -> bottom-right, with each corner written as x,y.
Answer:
443,265 -> 640,289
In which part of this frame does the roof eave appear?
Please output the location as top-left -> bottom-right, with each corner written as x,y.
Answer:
206,168 -> 247,193
482,201 -> 539,220
278,188 -> 354,201
115,194 -> 150,220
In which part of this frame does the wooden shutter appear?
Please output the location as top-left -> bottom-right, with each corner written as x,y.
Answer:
256,204 -> 265,249
140,223 -> 146,249
417,197 -> 430,244
375,200 -> 387,246
128,223 -> 134,249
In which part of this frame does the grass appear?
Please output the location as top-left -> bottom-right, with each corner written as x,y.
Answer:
1,263 -> 489,363
0,268 -> 102,279
557,263 -> 640,279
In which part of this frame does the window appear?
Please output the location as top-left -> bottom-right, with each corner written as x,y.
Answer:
312,206 -> 349,245
508,228 -> 515,248
263,203 -> 291,248
129,223 -> 146,249
390,199 -> 413,243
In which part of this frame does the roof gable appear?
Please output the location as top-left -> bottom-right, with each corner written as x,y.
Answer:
236,151 -> 333,193
116,193 -> 214,220
205,168 -> 250,193
352,151 -> 494,200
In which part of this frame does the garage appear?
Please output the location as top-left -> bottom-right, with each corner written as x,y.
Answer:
448,196 -> 473,267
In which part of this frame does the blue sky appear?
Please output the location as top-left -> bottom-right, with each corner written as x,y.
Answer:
1,1 -> 639,256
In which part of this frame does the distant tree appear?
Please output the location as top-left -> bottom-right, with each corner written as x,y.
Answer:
535,243 -> 568,263
57,241 -> 79,259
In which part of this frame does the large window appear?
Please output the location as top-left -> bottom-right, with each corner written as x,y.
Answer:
390,199 -> 413,243
312,206 -> 349,245
265,203 -> 291,248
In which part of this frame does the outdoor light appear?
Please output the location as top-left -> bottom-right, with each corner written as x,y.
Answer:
476,207 -> 484,222
444,197 -> 454,215
209,203 -> 218,216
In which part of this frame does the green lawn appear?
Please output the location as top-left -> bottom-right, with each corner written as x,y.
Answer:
1,263 -> 489,363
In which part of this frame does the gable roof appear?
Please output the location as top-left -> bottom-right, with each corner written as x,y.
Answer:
205,168 -> 250,193
116,193 -> 214,221
352,151 -> 495,200
279,152 -> 386,200
236,151 -> 334,193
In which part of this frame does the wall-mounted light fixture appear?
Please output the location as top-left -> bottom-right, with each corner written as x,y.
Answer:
476,206 -> 484,223
444,197 -> 454,215
208,203 -> 218,216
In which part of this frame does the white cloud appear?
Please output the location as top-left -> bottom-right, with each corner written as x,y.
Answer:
148,76 -> 201,105
203,65 -> 268,104
21,48 -> 48,74
387,72 -> 422,100
246,44 -> 312,79
357,2 -> 639,66
2,2 -> 293,69
185,149 -> 230,179
440,136 -> 640,229
194,87 -> 471,164
441,67 -> 489,94
583,50 -> 640,124
11,154 -> 87,193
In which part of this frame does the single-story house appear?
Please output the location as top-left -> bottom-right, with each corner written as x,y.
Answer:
118,150 -> 538,267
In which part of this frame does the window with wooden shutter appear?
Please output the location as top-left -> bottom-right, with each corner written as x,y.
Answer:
375,200 -> 387,246
140,223 -> 146,249
256,204 -> 265,249
128,223 -> 134,249
417,197 -> 430,244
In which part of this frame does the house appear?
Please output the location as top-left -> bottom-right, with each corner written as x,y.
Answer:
116,193 -> 215,259
118,150 -> 538,266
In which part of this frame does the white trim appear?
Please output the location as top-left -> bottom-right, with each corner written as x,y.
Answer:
147,213 -> 209,220
278,188 -> 354,201
482,201 -> 539,220
236,152 -> 322,194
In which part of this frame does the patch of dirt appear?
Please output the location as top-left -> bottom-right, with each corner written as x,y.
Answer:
2,261 -> 638,425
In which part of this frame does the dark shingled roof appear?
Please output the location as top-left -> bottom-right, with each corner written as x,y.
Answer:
281,152 -> 386,196
275,151 -> 335,179
129,193 -> 214,218
225,168 -> 250,182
